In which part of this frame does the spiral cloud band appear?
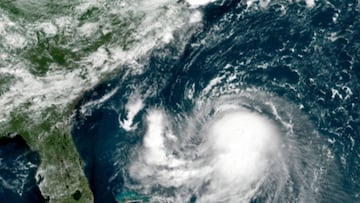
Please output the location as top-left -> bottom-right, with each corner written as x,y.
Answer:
68,0 -> 359,202
123,90 -> 337,203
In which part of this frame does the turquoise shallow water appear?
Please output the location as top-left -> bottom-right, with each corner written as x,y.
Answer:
72,1 -> 360,202
1,0 -> 360,202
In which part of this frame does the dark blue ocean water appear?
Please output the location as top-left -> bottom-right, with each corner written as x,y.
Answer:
0,134 -> 44,203
72,1 -> 360,202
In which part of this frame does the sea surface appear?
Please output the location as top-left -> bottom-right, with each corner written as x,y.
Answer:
1,0 -> 360,202
72,1 -> 360,202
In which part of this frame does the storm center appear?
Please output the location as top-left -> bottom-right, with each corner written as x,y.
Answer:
209,111 -> 280,189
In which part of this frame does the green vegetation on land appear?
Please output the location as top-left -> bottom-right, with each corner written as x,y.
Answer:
0,1 -> 146,202
1,105 -> 93,203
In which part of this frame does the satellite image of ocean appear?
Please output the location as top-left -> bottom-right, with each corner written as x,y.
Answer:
0,0 -> 359,203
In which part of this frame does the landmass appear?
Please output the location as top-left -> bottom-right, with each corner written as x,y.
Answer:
1,104 -> 93,203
